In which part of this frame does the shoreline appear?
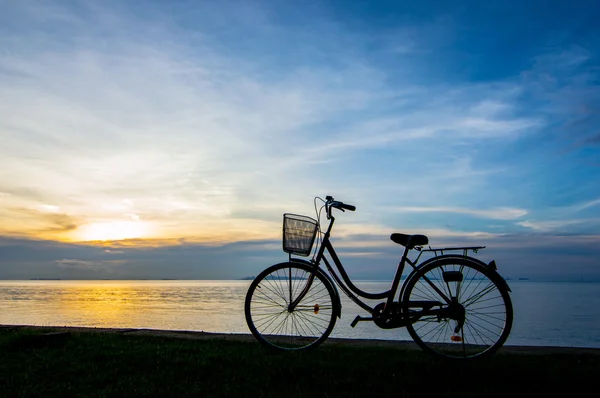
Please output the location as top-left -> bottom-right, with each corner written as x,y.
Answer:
3,324 -> 599,356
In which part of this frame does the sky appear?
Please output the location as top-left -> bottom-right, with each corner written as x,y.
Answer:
0,0 -> 599,281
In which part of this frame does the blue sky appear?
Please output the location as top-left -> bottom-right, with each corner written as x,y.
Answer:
0,0 -> 599,280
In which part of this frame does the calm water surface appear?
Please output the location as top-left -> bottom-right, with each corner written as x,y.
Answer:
0,280 -> 599,348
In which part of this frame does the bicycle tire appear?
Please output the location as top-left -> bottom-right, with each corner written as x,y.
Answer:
245,262 -> 338,350
402,257 -> 513,359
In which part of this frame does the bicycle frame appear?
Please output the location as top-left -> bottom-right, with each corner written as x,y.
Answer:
288,213 -> 413,318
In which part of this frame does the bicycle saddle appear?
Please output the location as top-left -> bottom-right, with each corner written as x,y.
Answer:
390,233 -> 429,249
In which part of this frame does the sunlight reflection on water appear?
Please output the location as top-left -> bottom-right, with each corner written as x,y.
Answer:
0,280 -> 249,332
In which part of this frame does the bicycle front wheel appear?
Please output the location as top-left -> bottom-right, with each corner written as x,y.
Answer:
244,262 -> 337,350
402,257 -> 513,359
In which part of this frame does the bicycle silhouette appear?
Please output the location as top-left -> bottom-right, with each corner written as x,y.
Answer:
245,196 -> 513,359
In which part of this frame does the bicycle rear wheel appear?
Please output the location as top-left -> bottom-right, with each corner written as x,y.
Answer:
245,262 -> 337,350
402,257 -> 513,359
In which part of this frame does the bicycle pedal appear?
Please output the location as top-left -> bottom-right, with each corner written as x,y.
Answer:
350,315 -> 373,328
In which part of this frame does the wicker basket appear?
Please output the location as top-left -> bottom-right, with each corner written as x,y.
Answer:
282,213 -> 319,257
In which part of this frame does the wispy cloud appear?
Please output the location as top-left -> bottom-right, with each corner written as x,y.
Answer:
0,207 -> 80,236
53,259 -> 98,270
517,218 -> 600,233
523,45 -> 600,148
395,206 -> 527,220
573,198 -> 600,212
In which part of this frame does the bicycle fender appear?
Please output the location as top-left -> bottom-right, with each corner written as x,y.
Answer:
284,259 -> 343,318
429,255 -> 511,292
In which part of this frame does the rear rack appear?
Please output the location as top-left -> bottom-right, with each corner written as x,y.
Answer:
416,246 -> 486,256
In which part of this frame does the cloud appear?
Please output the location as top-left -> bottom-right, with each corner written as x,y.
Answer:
412,228 -> 505,240
573,198 -> 600,212
517,218 -> 600,233
395,206 -> 527,220
41,213 -> 78,232
104,249 -> 124,254
522,45 -> 600,148
298,83 -> 542,160
0,207 -> 80,237
2,232 -> 599,281
53,259 -> 97,269
0,236 -> 285,279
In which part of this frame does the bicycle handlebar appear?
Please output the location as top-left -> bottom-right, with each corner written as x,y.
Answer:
324,195 -> 356,216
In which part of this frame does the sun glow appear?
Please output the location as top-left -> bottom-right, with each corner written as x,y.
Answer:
77,221 -> 151,242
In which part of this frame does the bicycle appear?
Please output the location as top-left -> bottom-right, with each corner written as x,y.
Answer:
244,196 -> 513,359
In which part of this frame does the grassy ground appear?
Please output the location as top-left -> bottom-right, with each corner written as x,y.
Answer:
1,327 -> 598,397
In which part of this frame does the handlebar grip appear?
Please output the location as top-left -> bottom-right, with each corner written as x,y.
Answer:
340,203 -> 356,211
329,199 -> 356,212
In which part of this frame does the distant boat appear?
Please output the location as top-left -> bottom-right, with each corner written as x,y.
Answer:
518,277 -> 530,281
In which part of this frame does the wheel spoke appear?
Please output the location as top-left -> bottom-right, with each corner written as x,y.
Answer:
261,278 -> 288,305
463,283 -> 498,308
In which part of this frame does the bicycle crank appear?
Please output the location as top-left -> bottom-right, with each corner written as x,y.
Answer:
372,302 -> 405,329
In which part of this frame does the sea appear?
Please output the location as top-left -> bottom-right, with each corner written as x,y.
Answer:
0,279 -> 599,348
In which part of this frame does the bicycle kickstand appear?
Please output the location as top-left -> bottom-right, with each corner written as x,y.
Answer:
350,315 -> 373,328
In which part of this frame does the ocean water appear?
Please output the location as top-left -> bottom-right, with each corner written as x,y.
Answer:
0,280 -> 599,348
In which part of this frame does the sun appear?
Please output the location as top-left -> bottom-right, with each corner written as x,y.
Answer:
77,221 -> 150,241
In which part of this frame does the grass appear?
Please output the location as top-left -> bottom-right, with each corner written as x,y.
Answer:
1,327 -> 598,397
